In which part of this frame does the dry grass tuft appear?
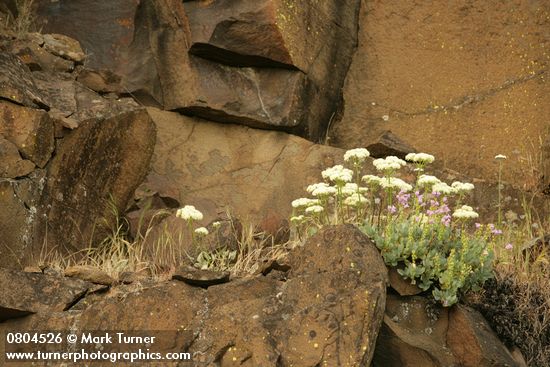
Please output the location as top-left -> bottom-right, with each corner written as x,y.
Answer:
35,206 -> 292,282
469,196 -> 550,366
4,0 -> 37,37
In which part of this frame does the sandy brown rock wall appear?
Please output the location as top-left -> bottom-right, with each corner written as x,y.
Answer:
331,0 -> 550,192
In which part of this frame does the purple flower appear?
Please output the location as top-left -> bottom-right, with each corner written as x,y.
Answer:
430,199 -> 440,207
426,209 -> 435,217
415,191 -> 424,204
396,190 -> 411,208
475,223 -> 481,229
492,229 -> 503,235
442,196 -> 448,203
387,205 -> 397,214
436,205 -> 450,215
441,214 -> 451,227
505,243 -> 513,250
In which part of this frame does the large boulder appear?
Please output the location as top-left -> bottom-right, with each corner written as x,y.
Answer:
0,101 -> 54,167
0,52 -> 47,108
0,268 -> 91,321
32,108 -> 156,256
330,0 -> 550,190
35,0 -> 361,141
136,107 -> 350,234
1,225 -> 388,366
373,294 -> 519,367
0,43 -> 156,268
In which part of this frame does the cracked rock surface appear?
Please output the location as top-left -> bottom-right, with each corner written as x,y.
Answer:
331,0 -> 550,190
0,225 -> 388,367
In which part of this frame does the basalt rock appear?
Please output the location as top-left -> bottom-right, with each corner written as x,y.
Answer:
134,107 -> 369,238
330,0 -> 550,190
373,294 -> 519,367
32,108 -> 156,257
35,0 -> 361,141
0,225 -> 387,366
0,136 -> 35,178
0,101 -> 54,167
0,52 -> 48,108
0,268 -> 91,321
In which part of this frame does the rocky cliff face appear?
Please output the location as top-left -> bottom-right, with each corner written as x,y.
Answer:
0,1 -> 546,366
331,0 -> 550,192
0,33 -> 156,267
34,0 -> 361,141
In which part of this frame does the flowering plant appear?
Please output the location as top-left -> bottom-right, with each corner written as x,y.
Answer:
290,148 -> 496,306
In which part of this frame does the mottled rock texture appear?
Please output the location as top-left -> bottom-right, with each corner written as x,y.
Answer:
138,107 -> 351,233
373,294 -> 519,367
1,225 -> 387,366
330,1 -> 550,192
34,0 -> 360,141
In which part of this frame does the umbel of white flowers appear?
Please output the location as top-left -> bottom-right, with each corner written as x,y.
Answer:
176,205 -> 203,221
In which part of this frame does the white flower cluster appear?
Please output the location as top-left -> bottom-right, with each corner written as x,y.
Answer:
291,198 -> 319,208
341,183 -> 368,196
380,177 -> 413,192
343,194 -> 368,207
405,152 -> 435,164
305,205 -> 324,214
494,154 -> 507,161
176,205 -> 203,221
362,175 -> 383,185
194,227 -> 209,236
417,174 -> 441,187
432,182 -> 455,195
307,182 -> 337,197
344,148 -> 370,163
321,165 -> 353,183
451,181 -> 475,193
452,205 -> 479,219
373,156 -> 407,171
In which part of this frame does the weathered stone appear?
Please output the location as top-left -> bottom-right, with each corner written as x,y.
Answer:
281,225 -> 388,366
172,266 -> 230,288
367,130 -> 417,159
22,266 -> 42,273
1,225 -> 387,366
36,0 -> 141,72
0,181 -> 30,269
374,295 -> 455,367
31,108 -> 156,257
331,0 -> 550,189
175,57 -> 307,129
0,101 -> 55,167
42,33 -> 85,63
32,71 -> 77,117
0,52 -> 47,108
388,266 -> 423,296
8,33 -> 75,72
448,305 -> 519,367
0,268 -> 90,321
76,68 -> 122,93
140,108 -> 359,235
64,265 -> 114,286
183,0 -> 361,140
373,294 -> 520,367
0,282 -> 205,363
118,271 -> 149,284
71,84 -> 140,123
35,0 -> 360,140
0,135 -> 35,178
